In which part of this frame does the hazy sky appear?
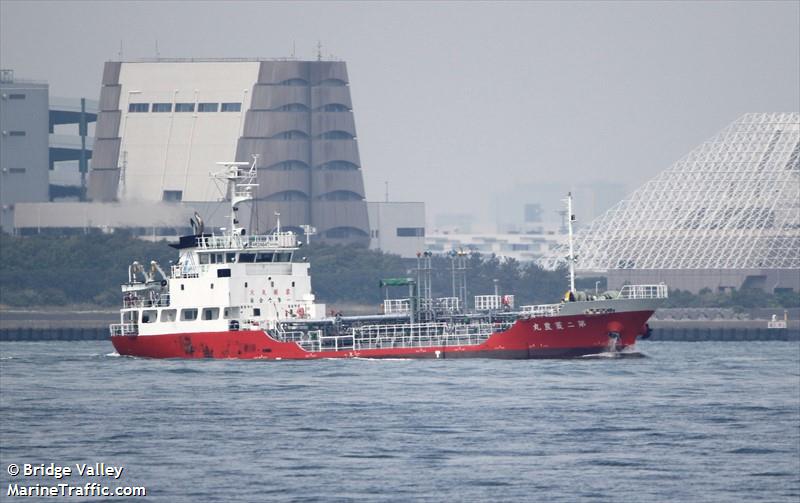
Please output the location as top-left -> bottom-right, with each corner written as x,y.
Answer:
2,1 -> 798,227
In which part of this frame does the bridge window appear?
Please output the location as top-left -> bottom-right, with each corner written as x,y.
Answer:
141,310 -> 157,323
202,308 -> 220,320
8,131 -> 25,136
198,102 -> 218,112
199,254 -> 210,265
175,103 -> 194,112
275,252 -> 292,262
181,308 -> 198,321
221,102 -> 242,112
226,253 -> 237,263
152,103 -> 172,113
256,253 -> 274,263
253,308 -> 261,316
128,103 -> 149,112
160,309 -> 177,322
9,93 -> 25,99
239,253 -> 256,263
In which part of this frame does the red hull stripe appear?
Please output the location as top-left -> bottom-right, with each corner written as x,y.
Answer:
111,311 -> 653,360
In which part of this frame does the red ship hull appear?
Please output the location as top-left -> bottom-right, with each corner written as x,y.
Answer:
111,311 -> 653,360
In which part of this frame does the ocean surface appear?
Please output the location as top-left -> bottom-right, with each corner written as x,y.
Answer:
1,341 -> 798,502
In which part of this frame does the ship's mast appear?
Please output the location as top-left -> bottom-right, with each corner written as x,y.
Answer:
565,192 -> 576,293
213,156 -> 258,241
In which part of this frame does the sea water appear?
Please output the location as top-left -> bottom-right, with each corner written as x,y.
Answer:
1,341 -> 798,502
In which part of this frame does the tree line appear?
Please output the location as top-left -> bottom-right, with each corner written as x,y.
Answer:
0,232 -> 797,309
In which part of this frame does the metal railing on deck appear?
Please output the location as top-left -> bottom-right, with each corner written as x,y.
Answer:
617,284 -> 668,300
110,323 -> 138,337
474,295 -> 515,311
123,293 -> 170,309
195,232 -> 298,251
520,303 -> 562,317
384,299 -> 411,314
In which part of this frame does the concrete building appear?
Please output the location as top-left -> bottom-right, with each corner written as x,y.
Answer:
0,69 -> 97,231
87,59 -> 370,245
367,202 -> 425,258
426,225 -> 567,262
1,70 -> 50,230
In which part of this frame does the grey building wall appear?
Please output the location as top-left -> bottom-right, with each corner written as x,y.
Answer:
236,60 -> 369,245
0,72 -> 50,231
367,202 -> 426,258
87,62 -> 122,202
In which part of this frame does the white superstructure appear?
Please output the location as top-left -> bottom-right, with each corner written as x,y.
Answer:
111,157 -> 324,337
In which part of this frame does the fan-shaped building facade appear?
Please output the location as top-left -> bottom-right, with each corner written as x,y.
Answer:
541,113 -> 800,293
87,59 -> 369,244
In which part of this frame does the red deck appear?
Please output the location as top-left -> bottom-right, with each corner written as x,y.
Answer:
111,310 -> 653,360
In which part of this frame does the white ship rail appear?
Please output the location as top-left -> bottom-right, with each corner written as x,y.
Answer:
195,232 -> 298,251
474,295 -> 515,311
123,293 -> 170,309
278,329 -> 324,352
617,284 -> 668,300
435,297 -> 460,312
521,303 -> 563,317
384,298 -> 411,314
301,321 -> 512,353
110,323 -> 138,337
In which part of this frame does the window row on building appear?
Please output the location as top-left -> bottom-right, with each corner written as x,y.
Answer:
128,102 -> 242,113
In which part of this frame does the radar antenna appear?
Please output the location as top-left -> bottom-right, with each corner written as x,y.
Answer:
212,155 -> 259,240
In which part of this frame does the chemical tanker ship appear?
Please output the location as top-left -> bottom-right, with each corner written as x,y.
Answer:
110,160 -> 667,359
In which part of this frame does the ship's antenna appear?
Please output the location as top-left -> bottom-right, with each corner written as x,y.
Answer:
274,211 -> 281,235
118,40 -> 123,60
155,39 -> 160,59
565,192 -> 577,293
213,156 -> 258,241
317,41 -> 323,61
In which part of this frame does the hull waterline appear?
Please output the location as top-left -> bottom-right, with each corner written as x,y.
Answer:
111,311 -> 652,360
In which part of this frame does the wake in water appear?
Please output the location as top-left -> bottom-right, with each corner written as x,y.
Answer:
581,346 -> 648,359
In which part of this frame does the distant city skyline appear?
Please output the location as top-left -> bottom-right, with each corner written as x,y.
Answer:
2,1 -> 798,227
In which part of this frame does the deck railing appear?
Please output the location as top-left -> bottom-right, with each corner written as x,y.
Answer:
123,293 -> 170,309
195,232 -> 298,251
617,284 -> 669,300
384,298 -> 412,314
109,323 -> 139,337
474,295 -> 515,311
520,303 -> 563,317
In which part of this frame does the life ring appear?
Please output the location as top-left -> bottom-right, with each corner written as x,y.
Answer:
297,307 -> 306,318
